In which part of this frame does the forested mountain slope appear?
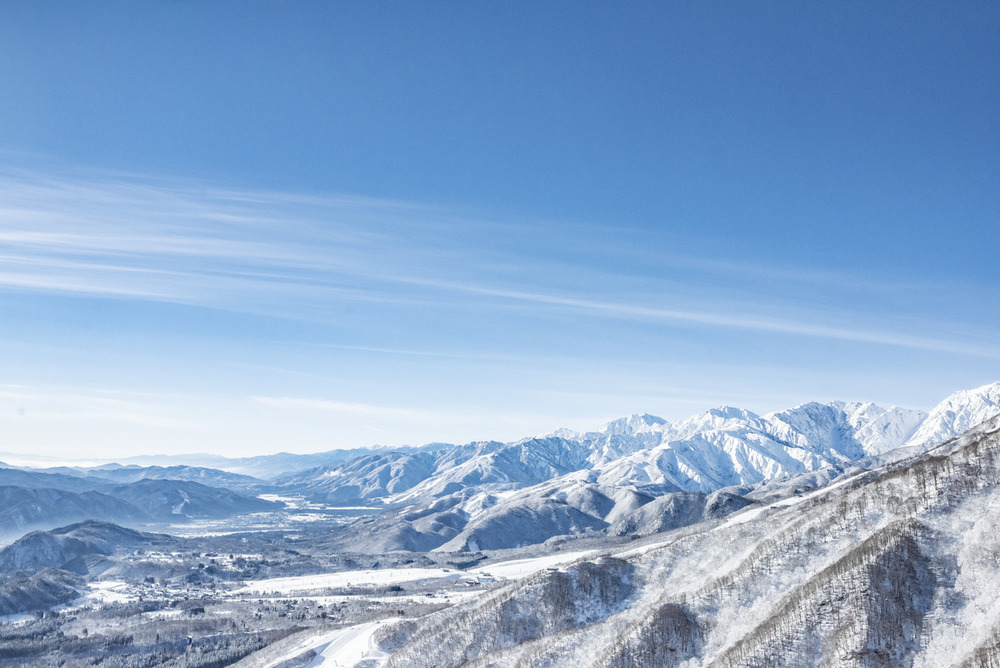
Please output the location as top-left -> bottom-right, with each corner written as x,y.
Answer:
375,413 -> 1000,667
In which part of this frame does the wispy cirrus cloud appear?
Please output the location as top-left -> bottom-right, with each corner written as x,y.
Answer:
0,383 -> 200,430
406,281 -> 1000,360
2,164 -> 997,458
251,396 -> 437,421
249,395 -> 574,435
1,166 -> 996,362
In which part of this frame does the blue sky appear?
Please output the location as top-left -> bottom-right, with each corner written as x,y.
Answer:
0,2 -> 998,460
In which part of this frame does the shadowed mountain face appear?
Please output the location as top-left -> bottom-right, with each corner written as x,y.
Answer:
0,486 -> 148,539
0,473 -> 283,539
374,414 -> 1000,667
5,385 -> 993,557
277,437 -> 591,504
66,464 -> 266,494
0,385 -> 997,666
0,521 -> 170,573
0,521 -> 178,616
105,479 -> 280,520
0,568 -> 83,616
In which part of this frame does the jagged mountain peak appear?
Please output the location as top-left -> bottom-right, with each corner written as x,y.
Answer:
541,426 -> 582,441
905,380 -> 1000,450
765,399 -> 845,421
671,405 -> 761,437
928,380 -> 1000,414
760,400 -> 928,459
710,405 -> 754,419
685,404 -> 761,425
600,413 -> 668,436
281,383 -> 999,528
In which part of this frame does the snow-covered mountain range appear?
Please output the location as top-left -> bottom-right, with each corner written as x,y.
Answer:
287,383 -> 999,505
4,383 -> 996,554
301,381 -> 1000,552
374,409 -> 1000,667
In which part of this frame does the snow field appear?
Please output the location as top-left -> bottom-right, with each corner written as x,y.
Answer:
303,621 -> 386,667
237,547 -> 603,598
86,580 -> 134,604
470,549 -> 600,580
236,568 -> 465,594
237,622 -> 384,668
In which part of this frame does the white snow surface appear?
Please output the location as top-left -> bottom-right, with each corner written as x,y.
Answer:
905,381 -> 1000,450
236,568 -> 465,594
87,580 -> 135,605
171,489 -> 191,515
302,622 -> 385,668
239,622 -> 385,668
470,548 -> 600,580
539,385 -> 996,496
238,549 -> 600,599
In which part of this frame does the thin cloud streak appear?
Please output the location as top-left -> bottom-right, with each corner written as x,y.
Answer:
252,396 -> 437,421
251,395 -> 563,433
0,385 -> 200,430
398,279 -> 1000,361
2,168 -> 996,362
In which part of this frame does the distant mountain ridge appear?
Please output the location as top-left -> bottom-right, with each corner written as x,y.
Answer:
304,382 -> 1000,552
0,474 -> 283,539
0,462 -> 269,496
110,446 -> 410,479
286,384 -> 1000,505
3,384 -> 995,487
71,383 -> 992,486
2,383 -> 996,555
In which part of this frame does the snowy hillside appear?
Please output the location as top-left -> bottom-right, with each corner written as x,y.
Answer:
374,412 -> 1000,667
280,438 -> 590,505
